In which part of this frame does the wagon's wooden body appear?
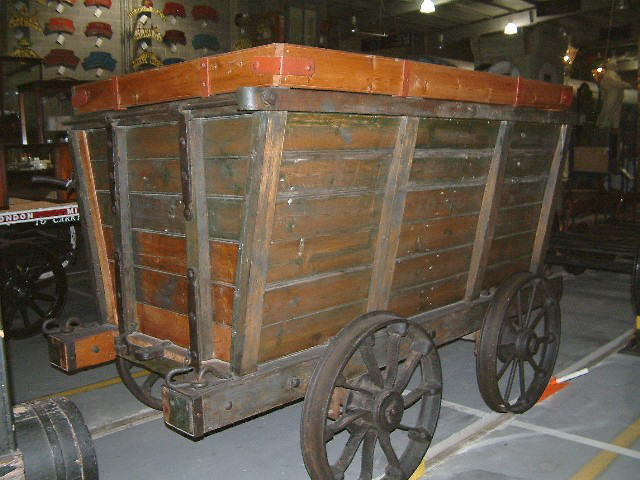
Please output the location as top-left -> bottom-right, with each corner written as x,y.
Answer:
49,45 -> 575,445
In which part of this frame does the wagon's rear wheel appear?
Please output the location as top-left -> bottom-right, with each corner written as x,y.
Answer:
476,272 -> 561,413
0,240 -> 67,339
301,311 -> 442,480
115,356 -> 163,410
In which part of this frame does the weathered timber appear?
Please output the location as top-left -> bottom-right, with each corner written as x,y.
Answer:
230,111 -> 287,375
48,324 -> 117,372
388,274 -> 468,319
397,215 -> 478,257
530,124 -> 572,274
465,121 -> 512,301
367,116 -> 419,310
267,230 -> 375,284
262,268 -> 372,326
69,130 -> 116,326
402,185 -> 485,223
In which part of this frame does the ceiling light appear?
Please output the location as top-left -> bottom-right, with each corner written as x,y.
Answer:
504,22 -> 518,35
420,0 -> 436,14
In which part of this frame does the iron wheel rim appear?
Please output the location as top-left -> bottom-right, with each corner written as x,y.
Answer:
301,311 -> 442,480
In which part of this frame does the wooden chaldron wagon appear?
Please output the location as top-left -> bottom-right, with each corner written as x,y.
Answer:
46,44 -> 576,479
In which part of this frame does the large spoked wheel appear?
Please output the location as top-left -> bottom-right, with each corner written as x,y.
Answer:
0,240 -> 67,339
477,272 -> 561,413
630,246 -> 640,315
301,311 -> 442,480
115,356 -> 163,410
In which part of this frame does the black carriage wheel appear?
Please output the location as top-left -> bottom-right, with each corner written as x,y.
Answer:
477,272 -> 561,413
115,356 -> 163,410
0,241 -> 67,339
301,311 -> 442,480
631,247 -> 640,315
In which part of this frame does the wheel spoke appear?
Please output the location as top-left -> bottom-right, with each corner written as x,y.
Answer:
398,424 -> 432,444
4,304 -> 18,323
528,310 -> 544,330
503,360 -> 518,402
518,360 -> 526,399
331,426 -> 367,477
142,373 -> 159,393
337,376 -> 378,397
34,292 -> 55,302
359,340 -> 384,388
527,357 -> 545,376
27,300 -> 47,318
393,351 -> 422,392
403,381 -> 441,408
359,430 -> 377,480
378,431 -> 401,470
384,333 -> 402,388
19,306 -> 31,329
497,354 -> 515,380
326,409 -> 368,440
516,289 -> 524,328
525,281 -> 538,326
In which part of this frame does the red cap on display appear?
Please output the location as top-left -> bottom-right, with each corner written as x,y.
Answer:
45,18 -> 76,35
192,5 -> 218,22
44,48 -> 80,68
85,22 -> 113,39
163,2 -> 186,18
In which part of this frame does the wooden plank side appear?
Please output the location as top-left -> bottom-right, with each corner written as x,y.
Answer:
409,153 -> 491,185
530,124 -> 572,274
204,157 -> 250,196
367,116 -> 419,310
267,230 -> 376,284
96,191 -> 115,226
86,129 -> 108,160
206,44 -> 278,94
127,124 -> 179,159
134,267 -> 234,326
402,185 -> 485,223
230,112 -> 287,375
499,178 -> 547,208
92,160 -> 109,191
397,214 -> 478,257
262,268 -> 372,326
391,244 -> 473,292
388,274 -> 467,318
488,231 -> 537,265
279,150 -> 390,193
259,301 -> 367,363
494,204 -> 542,237
202,115 -> 254,158
510,123 -> 561,149
136,302 -> 189,348
271,193 -> 383,242
69,129 -> 116,325
415,118 -> 500,150
482,256 -> 531,291
128,193 -> 241,239
465,121 -> 512,301
504,148 -> 555,179
283,113 -> 399,151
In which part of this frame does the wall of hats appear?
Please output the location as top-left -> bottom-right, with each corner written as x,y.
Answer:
5,0 -> 233,80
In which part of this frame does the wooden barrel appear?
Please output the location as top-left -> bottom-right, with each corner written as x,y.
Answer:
13,397 -> 97,480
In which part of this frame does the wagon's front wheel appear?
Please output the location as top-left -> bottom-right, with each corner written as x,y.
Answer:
476,272 -> 560,414
301,311 -> 442,480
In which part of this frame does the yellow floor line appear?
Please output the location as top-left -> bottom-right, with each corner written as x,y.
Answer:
32,370 -> 148,402
569,418 -> 640,480
409,460 -> 426,480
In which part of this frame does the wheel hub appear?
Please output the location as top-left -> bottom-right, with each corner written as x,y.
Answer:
515,329 -> 539,358
373,390 -> 404,432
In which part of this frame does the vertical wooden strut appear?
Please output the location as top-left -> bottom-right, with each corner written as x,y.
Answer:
531,124 -> 572,275
108,120 -> 137,336
231,111 -> 287,376
68,129 -> 116,326
367,116 -> 419,311
179,112 -> 215,368
465,120 -> 513,301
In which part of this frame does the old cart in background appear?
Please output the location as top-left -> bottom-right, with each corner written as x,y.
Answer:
46,44 -> 575,479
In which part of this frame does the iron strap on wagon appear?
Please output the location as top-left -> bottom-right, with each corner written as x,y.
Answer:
45,44 -> 577,480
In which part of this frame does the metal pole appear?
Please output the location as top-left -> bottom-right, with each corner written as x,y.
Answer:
0,299 -> 17,456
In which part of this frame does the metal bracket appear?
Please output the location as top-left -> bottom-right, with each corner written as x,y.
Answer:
133,340 -> 171,361
178,114 -> 193,221
106,122 -> 119,215
113,249 -> 125,331
186,267 -> 199,367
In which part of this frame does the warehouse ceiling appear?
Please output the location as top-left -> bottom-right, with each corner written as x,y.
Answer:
328,0 -> 640,66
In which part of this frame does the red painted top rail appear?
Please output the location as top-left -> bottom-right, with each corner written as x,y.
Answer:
71,43 -> 573,115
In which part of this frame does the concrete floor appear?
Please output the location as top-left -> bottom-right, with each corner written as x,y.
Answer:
5,258 -> 640,479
